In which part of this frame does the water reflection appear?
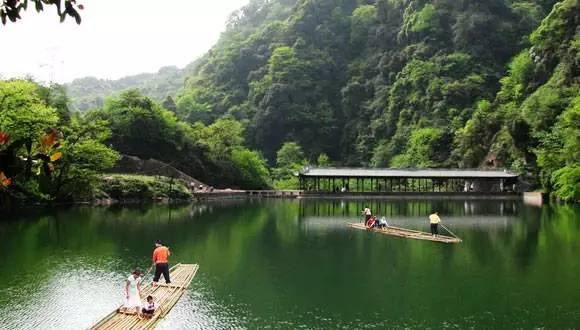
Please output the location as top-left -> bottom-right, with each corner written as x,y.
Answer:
0,200 -> 578,329
298,199 -> 521,217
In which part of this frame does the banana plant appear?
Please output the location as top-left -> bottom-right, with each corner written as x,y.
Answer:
0,129 -> 63,190
35,129 -> 63,176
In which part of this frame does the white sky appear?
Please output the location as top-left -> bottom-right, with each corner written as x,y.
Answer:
0,0 -> 249,83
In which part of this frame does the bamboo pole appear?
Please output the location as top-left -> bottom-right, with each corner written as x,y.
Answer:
440,223 -> 460,240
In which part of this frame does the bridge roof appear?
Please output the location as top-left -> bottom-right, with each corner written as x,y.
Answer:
298,167 -> 518,179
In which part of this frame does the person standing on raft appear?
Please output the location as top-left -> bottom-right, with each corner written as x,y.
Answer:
119,269 -> 142,315
152,240 -> 171,285
429,212 -> 441,237
361,206 -> 372,223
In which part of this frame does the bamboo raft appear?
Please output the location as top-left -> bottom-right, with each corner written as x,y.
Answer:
348,223 -> 462,243
90,263 -> 199,330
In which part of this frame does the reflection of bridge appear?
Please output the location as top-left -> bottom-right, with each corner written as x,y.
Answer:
298,167 -> 519,194
298,199 -> 521,218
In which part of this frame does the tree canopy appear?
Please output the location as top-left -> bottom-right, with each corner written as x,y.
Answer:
0,80 -> 118,205
0,0 -> 83,26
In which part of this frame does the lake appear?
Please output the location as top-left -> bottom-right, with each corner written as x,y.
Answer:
0,198 -> 579,329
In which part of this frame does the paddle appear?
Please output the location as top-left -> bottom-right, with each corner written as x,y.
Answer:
440,223 -> 459,239
144,265 -> 153,279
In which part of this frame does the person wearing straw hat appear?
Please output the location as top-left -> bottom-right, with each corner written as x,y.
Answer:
429,211 -> 441,237
151,240 -> 171,285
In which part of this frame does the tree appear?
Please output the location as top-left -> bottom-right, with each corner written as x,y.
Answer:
93,90 -> 270,190
162,96 -> 178,113
317,153 -> 330,167
275,141 -> 305,169
0,0 -> 83,26
249,44 -> 339,161
92,90 -> 217,184
0,80 -> 59,180
231,148 -> 270,189
350,5 -> 377,51
551,166 -> 580,202
0,80 -> 118,205
409,4 -> 440,34
52,115 -> 119,200
391,128 -> 450,168
273,141 -> 306,189
535,96 -> 580,195
453,100 -> 501,168
198,118 -> 244,160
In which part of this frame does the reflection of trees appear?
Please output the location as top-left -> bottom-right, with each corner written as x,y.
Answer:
0,212 -> 120,310
2,201 -> 580,327
295,199 -> 568,275
173,201 -> 270,275
271,201 -> 300,244
512,207 -> 542,270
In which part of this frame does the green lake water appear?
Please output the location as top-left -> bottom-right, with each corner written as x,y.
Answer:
0,199 -> 579,329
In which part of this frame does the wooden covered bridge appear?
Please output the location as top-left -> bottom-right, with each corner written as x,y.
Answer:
297,167 -> 518,194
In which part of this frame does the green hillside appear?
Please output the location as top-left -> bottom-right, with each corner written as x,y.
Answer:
64,63 -> 198,111
51,0 -> 580,201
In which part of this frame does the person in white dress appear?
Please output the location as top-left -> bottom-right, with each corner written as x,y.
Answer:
119,269 -> 142,315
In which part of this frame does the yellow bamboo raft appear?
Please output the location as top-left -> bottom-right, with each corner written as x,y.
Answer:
348,223 -> 462,243
90,263 -> 199,330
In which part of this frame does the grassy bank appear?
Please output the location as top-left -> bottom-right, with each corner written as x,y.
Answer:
97,174 -> 192,202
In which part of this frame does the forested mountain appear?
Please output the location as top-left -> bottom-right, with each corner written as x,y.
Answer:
171,0 -> 578,199
56,0 -> 580,200
176,0 -> 555,161
64,63 -> 197,111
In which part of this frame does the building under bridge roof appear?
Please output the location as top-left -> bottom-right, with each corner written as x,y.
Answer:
297,167 -> 519,193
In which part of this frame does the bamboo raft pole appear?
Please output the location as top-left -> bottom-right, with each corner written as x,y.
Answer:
90,263 -> 199,330
348,223 -> 462,243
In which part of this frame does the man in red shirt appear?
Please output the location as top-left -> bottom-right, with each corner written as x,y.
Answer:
152,240 -> 171,284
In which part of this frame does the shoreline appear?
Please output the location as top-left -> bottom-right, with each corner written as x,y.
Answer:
0,191 -> 548,213
194,190 -> 523,200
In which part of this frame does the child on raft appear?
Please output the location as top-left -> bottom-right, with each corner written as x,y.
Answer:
378,216 -> 389,228
365,216 -> 377,228
119,269 -> 143,316
141,295 -> 157,319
